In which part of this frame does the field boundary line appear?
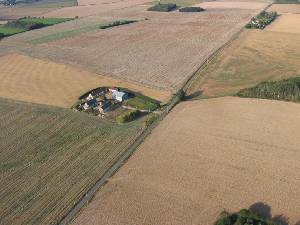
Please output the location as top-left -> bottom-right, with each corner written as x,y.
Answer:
58,4 -> 273,225
183,2 -> 273,93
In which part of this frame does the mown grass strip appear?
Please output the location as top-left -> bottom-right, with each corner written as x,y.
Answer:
0,17 -> 72,39
30,25 -> 98,44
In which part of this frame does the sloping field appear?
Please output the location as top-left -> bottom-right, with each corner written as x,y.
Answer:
0,97 -> 145,225
266,14 -> 300,34
42,0 -> 151,18
0,0 -> 77,20
73,97 -> 300,225
268,3 -> 300,14
21,7 -> 265,91
0,54 -> 170,107
186,29 -> 300,98
194,1 -> 268,10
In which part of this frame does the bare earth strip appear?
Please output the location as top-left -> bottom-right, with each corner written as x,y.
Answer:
266,14 -> 300,34
0,54 -> 170,108
73,97 -> 300,225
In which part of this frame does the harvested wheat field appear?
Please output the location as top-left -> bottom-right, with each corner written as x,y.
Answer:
266,14 -> 300,34
73,97 -> 300,225
0,54 -> 170,107
0,97 -> 145,225
42,0 -> 151,18
195,1 -> 269,10
23,7 -> 265,91
186,29 -> 300,98
268,3 -> 300,14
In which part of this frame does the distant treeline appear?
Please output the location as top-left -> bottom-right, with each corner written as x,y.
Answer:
237,77 -> 300,102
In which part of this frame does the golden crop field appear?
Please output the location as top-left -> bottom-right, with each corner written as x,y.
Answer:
0,97 -> 145,225
73,97 -> 300,225
0,54 -> 170,108
266,14 -> 300,34
186,29 -> 300,98
268,3 -> 300,14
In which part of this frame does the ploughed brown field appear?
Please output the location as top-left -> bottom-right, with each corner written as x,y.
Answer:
0,54 -> 170,107
73,97 -> 300,225
16,6 -> 266,91
0,1 -> 268,94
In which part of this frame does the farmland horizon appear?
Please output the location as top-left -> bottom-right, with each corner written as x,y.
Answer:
0,0 -> 300,224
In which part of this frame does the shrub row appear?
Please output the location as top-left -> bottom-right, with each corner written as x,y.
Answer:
179,7 -> 205,12
215,209 -> 278,225
237,77 -> 300,102
99,20 -> 137,29
246,11 -> 278,29
116,110 -> 142,124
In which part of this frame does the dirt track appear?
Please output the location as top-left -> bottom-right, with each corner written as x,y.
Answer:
73,97 -> 300,225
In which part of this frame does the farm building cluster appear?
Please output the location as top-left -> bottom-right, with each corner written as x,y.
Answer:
74,87 -> 130,117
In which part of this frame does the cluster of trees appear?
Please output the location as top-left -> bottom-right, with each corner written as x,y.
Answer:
215,209 -> 280,225
246,11 -> 278,29
148,3 -> 177,12
179,7 -> 205,12
1,0 -> 17,5
237,77 -> 300,102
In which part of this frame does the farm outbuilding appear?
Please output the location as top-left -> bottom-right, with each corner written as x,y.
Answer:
96,101 -> 112,114
112,91 -> 129,102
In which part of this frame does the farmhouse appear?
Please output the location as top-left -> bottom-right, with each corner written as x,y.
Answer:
112,91 -> 129,102
86,93 -> 93,101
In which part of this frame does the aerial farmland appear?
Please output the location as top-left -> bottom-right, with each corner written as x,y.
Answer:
1,0 -> 300,224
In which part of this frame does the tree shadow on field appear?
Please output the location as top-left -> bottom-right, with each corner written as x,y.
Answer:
249,202 -> 290,225
185,90 -> 203,100
272,214 -> 289,225
250,202 -> 272,219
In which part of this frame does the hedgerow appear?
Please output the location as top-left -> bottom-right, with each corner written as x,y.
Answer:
237,77 -> 300,102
